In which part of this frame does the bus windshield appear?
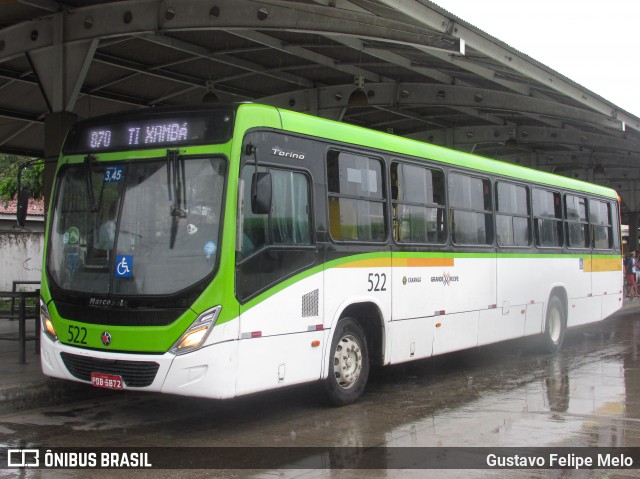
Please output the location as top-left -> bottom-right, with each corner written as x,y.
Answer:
48,156 -> 226,296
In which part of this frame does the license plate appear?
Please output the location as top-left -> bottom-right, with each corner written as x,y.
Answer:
90,372 -> 124,390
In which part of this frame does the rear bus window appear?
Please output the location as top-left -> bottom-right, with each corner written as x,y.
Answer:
590,199 -> 613,250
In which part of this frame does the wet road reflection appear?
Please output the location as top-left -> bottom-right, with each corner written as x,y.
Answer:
2,310 -> 640,477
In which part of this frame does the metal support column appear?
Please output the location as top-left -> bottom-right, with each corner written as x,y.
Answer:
43,111 -> 78,214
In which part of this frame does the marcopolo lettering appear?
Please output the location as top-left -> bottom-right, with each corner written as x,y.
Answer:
89,298 -> 127,308
271,146 -> 305,160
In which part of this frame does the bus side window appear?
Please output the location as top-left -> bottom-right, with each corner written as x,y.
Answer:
270,169 -> 311,245
496,181 -> 530,247
448,172 -> 493,246
565,194 -> 589,248
239,165 -> 311,259
532,188 -> 563,247
391,161 -> 446,244
326,150 -> 386,242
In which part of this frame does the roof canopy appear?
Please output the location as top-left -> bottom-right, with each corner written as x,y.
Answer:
1,0 -> 639,215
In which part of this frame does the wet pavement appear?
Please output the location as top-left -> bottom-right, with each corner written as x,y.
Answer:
1,299 -> 640,478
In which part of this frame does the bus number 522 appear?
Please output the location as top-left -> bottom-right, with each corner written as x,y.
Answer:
367,273 -> 387,292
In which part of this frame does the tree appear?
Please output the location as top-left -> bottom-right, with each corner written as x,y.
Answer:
0,154 -> 43,201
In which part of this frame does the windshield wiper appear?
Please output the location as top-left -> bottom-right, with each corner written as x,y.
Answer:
167,149 -> 187,249
85,154 -> 98,213
166,149 -> 187,217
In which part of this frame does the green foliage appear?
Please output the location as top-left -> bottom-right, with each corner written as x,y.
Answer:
0,176 -> 17,201
0,154 -> 43,200
23,161 -> 44,199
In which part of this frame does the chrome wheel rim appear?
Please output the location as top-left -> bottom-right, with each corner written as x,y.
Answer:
332,334 -> 363,390
548,307 -> 562,344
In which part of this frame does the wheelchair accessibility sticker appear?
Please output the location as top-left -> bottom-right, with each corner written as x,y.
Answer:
115,255 -> 133,278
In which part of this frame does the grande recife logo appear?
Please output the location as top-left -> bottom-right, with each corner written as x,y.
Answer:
430,271 -> 460,286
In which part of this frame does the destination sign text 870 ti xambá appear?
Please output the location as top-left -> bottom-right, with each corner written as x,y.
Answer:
62,108 -> 234,154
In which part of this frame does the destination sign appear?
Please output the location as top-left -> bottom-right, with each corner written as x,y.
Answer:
63,109 -> 234,154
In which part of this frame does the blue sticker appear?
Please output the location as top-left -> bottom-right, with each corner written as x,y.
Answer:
68,252 -> 78,273
204,241 -> 217,256
104,166 -> 125,183
579,258 -> 584,270
115,255 -> 133,278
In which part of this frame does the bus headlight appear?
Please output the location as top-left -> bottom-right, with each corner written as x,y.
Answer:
40,298 -> 57,341
170,306 -> 221,355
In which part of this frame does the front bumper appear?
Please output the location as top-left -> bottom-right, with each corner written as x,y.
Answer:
41,335 -> 239,399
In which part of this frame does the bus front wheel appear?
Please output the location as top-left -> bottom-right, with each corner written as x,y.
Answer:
324,318 -> 370,406
543,296 -> 566,354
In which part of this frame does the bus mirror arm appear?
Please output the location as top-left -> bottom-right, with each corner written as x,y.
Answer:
245,142 -> 272,215
236,179 -> 245,253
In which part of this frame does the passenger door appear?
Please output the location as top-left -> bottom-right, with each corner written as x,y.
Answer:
235,133 -> 324,395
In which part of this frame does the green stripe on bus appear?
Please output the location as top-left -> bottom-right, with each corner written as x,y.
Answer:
233,250 -> 621,317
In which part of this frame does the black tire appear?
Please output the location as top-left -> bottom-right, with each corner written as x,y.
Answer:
543,296 -> 566,354
324,318 -> 370,406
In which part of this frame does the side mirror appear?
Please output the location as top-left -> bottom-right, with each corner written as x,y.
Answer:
251,172 -> 272,215
16,186 -> 30,227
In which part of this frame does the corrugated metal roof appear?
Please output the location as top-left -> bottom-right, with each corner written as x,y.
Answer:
0,0 -> 638,217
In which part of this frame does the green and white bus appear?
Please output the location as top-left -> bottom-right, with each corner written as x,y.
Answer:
36,103 -> 622,405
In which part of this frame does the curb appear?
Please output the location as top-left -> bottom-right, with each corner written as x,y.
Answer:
0,378 -> 114,415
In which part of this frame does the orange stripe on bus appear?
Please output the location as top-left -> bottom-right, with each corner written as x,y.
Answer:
583,257 -> 622,273
392,257 -> 455,267
336,258 -> 392,268
336,257 -> 455,268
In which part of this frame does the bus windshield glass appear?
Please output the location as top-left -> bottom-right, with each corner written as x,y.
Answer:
48,156 -> 226,296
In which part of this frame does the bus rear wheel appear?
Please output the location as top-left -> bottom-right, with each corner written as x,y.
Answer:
324,318 -> 370,406
543,296 -> 566,354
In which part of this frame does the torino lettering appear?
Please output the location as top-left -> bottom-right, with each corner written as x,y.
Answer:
271,147 -> 305,159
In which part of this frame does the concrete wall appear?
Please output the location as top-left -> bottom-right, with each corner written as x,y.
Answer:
0,231 -> 43,291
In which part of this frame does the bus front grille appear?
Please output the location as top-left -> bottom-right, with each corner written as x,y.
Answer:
55,301 -> 184,326
60,352 -> 160,387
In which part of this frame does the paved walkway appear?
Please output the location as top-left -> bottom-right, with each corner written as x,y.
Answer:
0,297 -> 638,414
0,312 -> 110,413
